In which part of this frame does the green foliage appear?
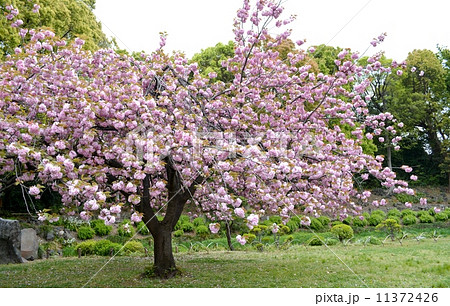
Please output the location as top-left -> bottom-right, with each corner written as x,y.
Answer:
352,216 -> 369,227
316,216 -> 331,227
90,219 -> 112,236
418,213 -> 435,223
243,233 -> 256,243
307,236 -> 324,246
173,230 -> 184,237
331,220 -> 342,227
0,0 -> 111,59
286,218 -> 300,232
122,241 -> 145,255
342,216 -> 353,225
76,240 -> 96,255
93,240 -> 122,256
62,246 -> 77,257
371,210 -> 387,219
181,222 -> 195,233
179,215 -> 190,224
195,225 -> 209,238
427,208 -> 436,216
435,212 -> 448,222
136,221 -> 150,235
367,214 -> 384,226
376,218 -> 402,240
118,220 -> 136,237
444,208 -> 450,218
192,217 -> 205,227
402,214 -> 418,225
191,41 -> 235,83
331,224 -> 354,242
387,208 -> 402,218
401,209 -> 417,217
268,215 -> 282,224
309,218 -> 324,231
107,235 -> 129,245
77,226 -> 95,240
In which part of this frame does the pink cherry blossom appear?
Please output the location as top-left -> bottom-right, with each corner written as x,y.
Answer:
131,212 -> 142,223
209,223 -> 220,234
433,207 -> 441,214
236,235 -> 246,245
405,202 -> 412,208
419,198 -> 427,206
29,186 -> 40,196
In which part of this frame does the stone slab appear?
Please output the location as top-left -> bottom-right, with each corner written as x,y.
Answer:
21,228 -> 39,260
0,218 -> 23,264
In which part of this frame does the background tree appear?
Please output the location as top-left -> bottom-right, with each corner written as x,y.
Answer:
0,0 -> 415,277
191,41 -> 235,83
0,0 -> 110,58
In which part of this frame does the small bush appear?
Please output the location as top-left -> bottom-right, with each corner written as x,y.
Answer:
62,246 -> 77,257
93,240 -> 122,256
387,215 -> 401,224
269,215 -> 282,224
367,236 -> 382,245
342,216 -> 353,225
402,214 -> 418,226
77,226 -> 95,240
243,233 -> 256,243
122,241 -> 145,254
76,240 -> 96,255
331,220 -> 342,227
261,236 -> 272,244
367,215 -> 384,226
435,212 -> 448,222
107,235 -> 130,245
307,236 -> 324,246
324,238 -> 339,246
316,216 -> 331,227
376,218 -> 402,241
352,216 -> 368,227
427,208 -> 436,216
416,210 -> 429,218
179,215 -> 190,224
309,218 -> 324,231
444,208 -> 450,218
118,221 -> 136,237
181,222 -> 195,233
173,229 -> 184,237
331,224 -> 354,242
418,213 -> 435,224
401,209 -> 417,217
371,209 -> 387,219
192,217 -> 205,227
387,208 -> 401,218
195,225 -> 209,238
90,219 -> 112,236
136,221 -> 150,235
286,219 -> 300,232
280,225 -> 290,234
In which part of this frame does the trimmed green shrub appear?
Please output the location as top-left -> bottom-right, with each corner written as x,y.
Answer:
93,240 -> 122,256
77,226 -> 95,240
173,229 -> 184,237
195,225 -> 209,238
401,209 -> 416,217
90,219 -> 112,236
107,235 -> 129,245
416,210 -> 429,218
179,215 -> 190,224
331,220 -> 342,227
261,236 -> 272,244
367,214 -> 384,226
316,216 -> 331,227
136,221 -> 150,235
427,208 -> 436,216
122,241 -> 145,254
342,216 -> 353,225
118,220 -> 136,237
174,220 -> 182,231
387,215 -> 401,224
402,214 -> 418,226
309,218 -> 324,231
269,215 -> 282,224
418,213 -> 434,223
352,216 -> 368,227
307,236 -> 324,246
362,212 -> 370,219
367,236 -> 382,245
62,246 -> 77,257
371,209 -> 387,219
76,240 -> 96,255
387,208 -> 401,218
181,222 -> 195,232
280,225 -> 290,234
444,208 -> 450,218
243,233 -> 256,243
192,217 -> 205,227
435,212 -> 448,222
376,218 -> 401,241
324,238 -> 339,246
286,219 -> 300,232
331,224 -> 354,242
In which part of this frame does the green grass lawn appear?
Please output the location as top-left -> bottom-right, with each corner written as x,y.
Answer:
0,237 -> 448,288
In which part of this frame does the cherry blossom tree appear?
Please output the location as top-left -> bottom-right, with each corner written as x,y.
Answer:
0,0 -> 416,277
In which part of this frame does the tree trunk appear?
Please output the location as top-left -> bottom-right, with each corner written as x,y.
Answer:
225,221 -> 234,251
152,227 -> 178,278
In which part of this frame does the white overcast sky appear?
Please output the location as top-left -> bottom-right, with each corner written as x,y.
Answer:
94,0 -> 450,61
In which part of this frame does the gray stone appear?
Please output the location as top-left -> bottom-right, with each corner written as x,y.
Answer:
0,218 -> 23,264
21,228 -> 39,260
46,231 -> 54,241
